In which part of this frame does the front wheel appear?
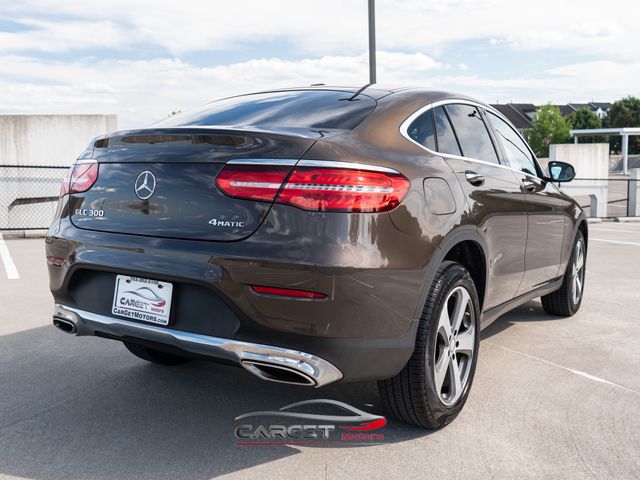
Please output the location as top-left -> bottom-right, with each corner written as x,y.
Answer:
541,231 -> 586,317
378,261 -> 480,429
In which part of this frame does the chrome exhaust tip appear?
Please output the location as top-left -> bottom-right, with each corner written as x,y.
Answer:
52,304 -> 344,387
53,317 -> 77,334
242,360 -> 316,386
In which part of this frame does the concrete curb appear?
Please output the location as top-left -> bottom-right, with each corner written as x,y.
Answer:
1,230 -> 48,239
614,217 -> 640,223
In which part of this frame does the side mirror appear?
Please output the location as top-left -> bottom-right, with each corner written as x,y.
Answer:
547,161 -> 575,183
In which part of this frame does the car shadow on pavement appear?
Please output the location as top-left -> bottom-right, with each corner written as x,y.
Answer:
481,300 -> 565,340
0,325 -> 427,480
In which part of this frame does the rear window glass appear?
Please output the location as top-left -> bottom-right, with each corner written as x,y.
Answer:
154,90 -> 377,130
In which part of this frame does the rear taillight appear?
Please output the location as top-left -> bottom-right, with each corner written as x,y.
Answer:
215,161 -> 410,213
60,160 -> 99,197
215,164 -> 290,202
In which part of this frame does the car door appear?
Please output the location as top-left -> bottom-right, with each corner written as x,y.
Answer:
485,111 -> 567,294
435,103 -> 527,310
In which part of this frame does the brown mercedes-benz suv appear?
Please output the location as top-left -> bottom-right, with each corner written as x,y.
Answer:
47,86 -> 587,428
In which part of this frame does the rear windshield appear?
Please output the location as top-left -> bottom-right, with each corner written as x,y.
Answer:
154,90 -> 377,131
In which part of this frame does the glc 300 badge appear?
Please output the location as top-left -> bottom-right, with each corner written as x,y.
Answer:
209,218 -> 245,227
135,171 -> 156,200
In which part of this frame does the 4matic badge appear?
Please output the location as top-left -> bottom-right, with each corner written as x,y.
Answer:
209,218 -> 245,228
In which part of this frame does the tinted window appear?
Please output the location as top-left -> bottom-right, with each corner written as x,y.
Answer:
445,104 -> 498,163
407,110 -> 436,150
433,106 -> 462,156
487,112 -> 538,176
154,90 -> 377,130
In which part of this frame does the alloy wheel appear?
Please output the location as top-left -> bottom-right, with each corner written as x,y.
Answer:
433,286 -> 476,406
572,240 -> 585,306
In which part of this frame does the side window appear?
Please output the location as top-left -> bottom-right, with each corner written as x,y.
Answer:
444,104 -> 499,163
487,112 -> 538,176
407,109 -> 436,151
433,106 -> 462,156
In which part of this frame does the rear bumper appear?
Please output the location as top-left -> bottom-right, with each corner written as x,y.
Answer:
47,212 -> 430,382
54,304 -> 343,387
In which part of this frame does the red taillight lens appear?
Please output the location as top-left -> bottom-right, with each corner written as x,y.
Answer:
215,162 -> 409,213
215,164 -> 291,202
60,161 -> 99,197
278,167 -> 409,213
251,285 -> 327,299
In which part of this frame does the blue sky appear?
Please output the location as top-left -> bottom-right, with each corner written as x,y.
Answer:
0,0 -> 638,129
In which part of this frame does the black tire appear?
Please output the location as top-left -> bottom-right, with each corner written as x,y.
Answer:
541,230 -> 586,317
123,341 -> 192,365
378,261 -> 480,429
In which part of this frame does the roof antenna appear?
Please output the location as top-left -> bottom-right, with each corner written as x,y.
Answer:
345,83 -> 372,101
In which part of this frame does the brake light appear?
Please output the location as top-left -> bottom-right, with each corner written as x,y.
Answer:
215,161 -> 409,213
60,161 -> 99,197
215,164 -> 290,202
278,167 -> 409,212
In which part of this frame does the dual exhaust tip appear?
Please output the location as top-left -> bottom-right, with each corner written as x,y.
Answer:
52,317 -> 317,386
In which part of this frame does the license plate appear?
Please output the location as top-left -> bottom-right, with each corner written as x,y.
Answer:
112,275 -> 173,325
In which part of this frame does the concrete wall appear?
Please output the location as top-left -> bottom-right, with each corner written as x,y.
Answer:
0,115 -> 117,229
0,114 -> 117,166
550,143 -> 609,217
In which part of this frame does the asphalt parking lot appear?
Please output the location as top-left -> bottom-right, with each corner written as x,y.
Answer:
1,223 -> 639,480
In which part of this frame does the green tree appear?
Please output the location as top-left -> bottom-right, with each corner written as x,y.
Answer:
527,105 -> 572,157
567,108 -> 603,143
606,96 -> 640,153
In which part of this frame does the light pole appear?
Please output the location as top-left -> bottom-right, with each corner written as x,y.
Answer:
368,0 -> 376,84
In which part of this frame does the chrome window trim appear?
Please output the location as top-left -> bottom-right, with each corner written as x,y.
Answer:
399,98 -> 544,181
227,158 -> 298,166
297,159 -> 399,174
227,159 -> 400,174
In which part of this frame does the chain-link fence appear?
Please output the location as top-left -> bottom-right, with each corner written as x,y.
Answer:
0,165 -> 68,230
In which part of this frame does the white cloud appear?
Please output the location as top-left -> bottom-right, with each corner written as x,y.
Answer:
0,18 -> 128,52
0,0 -> 638,129
2,48 -> 637,130
0,52 -> 442,128
0,0 -> 638,57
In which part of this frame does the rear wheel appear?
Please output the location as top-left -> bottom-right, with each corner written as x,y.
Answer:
541,231 -> 586,317
123,341 -> 192,365
378,261 -> 480,429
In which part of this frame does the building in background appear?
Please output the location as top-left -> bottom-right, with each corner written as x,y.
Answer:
490,101 -> 612,134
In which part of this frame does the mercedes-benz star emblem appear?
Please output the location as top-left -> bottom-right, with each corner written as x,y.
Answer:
134,171 -> 156,200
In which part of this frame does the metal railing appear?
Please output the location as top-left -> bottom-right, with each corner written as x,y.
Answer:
0,165 -> 68,231
570,177 -> 638,218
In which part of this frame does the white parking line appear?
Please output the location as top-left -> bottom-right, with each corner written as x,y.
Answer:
589,238 -> 640,246
0,234 -> 19,280
589,227 -> 640,234
487,342 -> 640,397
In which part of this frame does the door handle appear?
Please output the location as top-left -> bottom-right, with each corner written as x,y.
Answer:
465,171 -> 485,186
521,179 -> 537,193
